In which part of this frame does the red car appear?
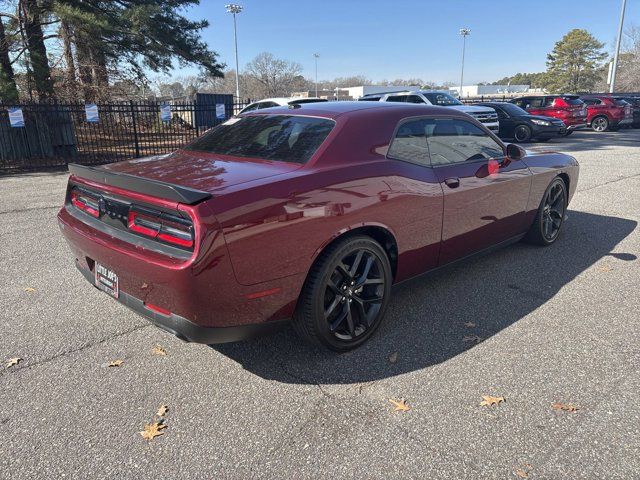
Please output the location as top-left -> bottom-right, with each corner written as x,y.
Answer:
580,95 -> 634,132
58,102 -> 579,351
511,95 -> 588,135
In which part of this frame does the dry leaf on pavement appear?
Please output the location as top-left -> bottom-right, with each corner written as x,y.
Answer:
480,395 -> 505,407
552,402 -> 579,413
463,335 -> 484,344
151,346 -> 167,356
157,405 -> 169,417
388,352 -> 398,364
515,469 -> 529,478
6,357 -> 22,368
597,265 -> 613,272
389,398 -> 411,412
140,422 -> 167,441
107,360 -> 124,367
23,287 -> 36,293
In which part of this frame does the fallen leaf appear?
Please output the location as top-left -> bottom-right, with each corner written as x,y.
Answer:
23,287 -> 36,293
157,405 -> 169,417
389,398 -> 411,412
141,282 -> 149,289
6,357 -> 22,368
388,352 -> 398,364
140,422 -> 167,441
463,335 -> 484,344
552,402 -> 579,413
107,360 -> 124,367
151,346 -> 167,356
597,265 -> 612,272
515,469 -> 529,478
464,322 -> 476,328
480,395 -> 505,407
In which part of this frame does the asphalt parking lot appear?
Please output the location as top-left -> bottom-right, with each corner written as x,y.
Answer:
1,129 -> 639,479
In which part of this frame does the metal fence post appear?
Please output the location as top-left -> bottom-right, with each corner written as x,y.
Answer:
130,100 -> 141,158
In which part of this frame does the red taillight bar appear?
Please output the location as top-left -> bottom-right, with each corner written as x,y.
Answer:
71,190 -> 99,218
128,208 -> 194,249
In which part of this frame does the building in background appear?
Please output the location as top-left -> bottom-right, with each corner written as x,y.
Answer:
448,84 -> 538,98
292,85 -> 421,101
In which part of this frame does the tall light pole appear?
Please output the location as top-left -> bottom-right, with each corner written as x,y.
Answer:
610,0 -> 627,93
313,53 -> 320,97
226,4 -> 243,100
459,28 -> 471,99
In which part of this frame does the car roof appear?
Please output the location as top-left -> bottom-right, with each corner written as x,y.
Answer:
243,100 -> 461,119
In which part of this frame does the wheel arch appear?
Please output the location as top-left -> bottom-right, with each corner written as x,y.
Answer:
310,224 -> 399,281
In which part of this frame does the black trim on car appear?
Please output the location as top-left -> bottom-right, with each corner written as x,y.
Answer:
68,164 -> 212,205
76,263 -> 289,344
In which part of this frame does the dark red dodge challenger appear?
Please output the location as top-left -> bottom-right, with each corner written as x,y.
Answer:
58,102 -> 579,351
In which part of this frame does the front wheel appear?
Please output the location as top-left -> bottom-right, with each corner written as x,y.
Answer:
591,116 -> 609,132
514,125 -> 532,142
293,236 -> 392,351
525,177 -> 567,246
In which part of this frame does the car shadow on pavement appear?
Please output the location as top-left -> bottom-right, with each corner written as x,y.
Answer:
212,211 -> 637,385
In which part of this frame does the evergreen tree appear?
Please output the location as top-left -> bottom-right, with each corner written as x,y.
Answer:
543,29 -> 607,93
0,16 -> 19,101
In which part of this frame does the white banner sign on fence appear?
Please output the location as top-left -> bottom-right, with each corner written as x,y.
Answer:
85,103 -> 99,123
216,103 -> 226,120
8,107 -> 25,127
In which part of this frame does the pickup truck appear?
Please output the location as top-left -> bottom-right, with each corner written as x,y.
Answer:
359,90 -> 499,131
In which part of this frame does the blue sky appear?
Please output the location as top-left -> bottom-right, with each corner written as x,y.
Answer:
181,0 -> 639,84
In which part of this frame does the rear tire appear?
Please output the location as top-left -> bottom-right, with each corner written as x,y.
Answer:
524,177 -> 567,246
293,235 -> 392,351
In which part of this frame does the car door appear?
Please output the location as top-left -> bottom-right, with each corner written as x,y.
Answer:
492,106 -> 514,138
426,117 -> 532,265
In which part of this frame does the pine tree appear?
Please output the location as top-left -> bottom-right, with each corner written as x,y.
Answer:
543,29 -> 607,93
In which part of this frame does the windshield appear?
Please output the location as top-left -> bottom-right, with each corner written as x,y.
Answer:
423,93 -> 463,106
495,103 -> 529,116
184,115 -> 335,164
560,96 -> 584,106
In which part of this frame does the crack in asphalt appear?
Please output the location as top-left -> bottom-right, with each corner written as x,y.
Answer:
576,172 -> 640,193
0,205 -> 61,215
0,323 -> 150,379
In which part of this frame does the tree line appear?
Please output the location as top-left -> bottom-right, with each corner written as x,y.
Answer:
0,0 -> 223,102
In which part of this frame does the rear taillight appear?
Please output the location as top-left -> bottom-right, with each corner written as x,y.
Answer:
71,190 -> 100,218
128,207 -> 194,249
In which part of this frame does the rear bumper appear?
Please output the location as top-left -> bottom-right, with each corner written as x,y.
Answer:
76,263 -> 289,343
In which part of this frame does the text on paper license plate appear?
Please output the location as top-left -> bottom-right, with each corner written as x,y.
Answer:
95,263 -> 119,299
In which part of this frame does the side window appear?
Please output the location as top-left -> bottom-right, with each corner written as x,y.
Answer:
386,95 -> 408,103
387,118 -> 431,165
513,99 -> 527,109
544,97 -> 556,107
426,118 -> 504,166
405,95 -> 426,104
530,98 -> 545,108
495,108 -> 508,119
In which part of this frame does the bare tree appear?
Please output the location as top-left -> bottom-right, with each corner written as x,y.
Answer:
245,52 -> 303,98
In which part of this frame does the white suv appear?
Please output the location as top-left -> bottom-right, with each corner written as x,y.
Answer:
359,90 -> 499,131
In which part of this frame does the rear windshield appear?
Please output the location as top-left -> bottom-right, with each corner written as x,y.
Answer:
184,115 -> 335,164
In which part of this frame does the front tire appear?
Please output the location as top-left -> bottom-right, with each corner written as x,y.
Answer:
293,235 -> 392,351
591,115 -> 609,132
514,125 -> 532,142
525,177 -> 567,246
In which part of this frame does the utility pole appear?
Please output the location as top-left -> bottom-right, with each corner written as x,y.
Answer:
459,28 -> 471,99
314,53 -> 320,97
610,0 -> 627,93
226,4 -> 243,100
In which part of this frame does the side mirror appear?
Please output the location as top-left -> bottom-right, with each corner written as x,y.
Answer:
506,143 -> 525,160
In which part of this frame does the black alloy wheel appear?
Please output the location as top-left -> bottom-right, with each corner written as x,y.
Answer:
514,124 -> 532,142
293,236 -> 392,351
525,177 -> 567,246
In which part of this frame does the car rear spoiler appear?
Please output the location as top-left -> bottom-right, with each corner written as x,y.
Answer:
68,164 -> 212,205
